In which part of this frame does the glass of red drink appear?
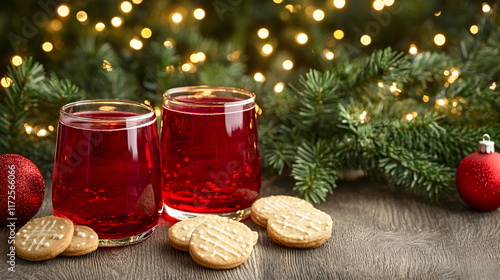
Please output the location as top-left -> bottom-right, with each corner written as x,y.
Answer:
161,86 -> 261,221
52,100 -> 162,247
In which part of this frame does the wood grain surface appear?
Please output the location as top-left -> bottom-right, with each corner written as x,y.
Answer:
2,176 -> 500,279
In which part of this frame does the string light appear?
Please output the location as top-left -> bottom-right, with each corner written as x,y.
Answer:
49,20 -> 62,31
359,111 -> 367,123
141,28 -> 152,38
257,28 -> 269,39
273,0 -> 283,3
11,56 -> 22,66
194,8 -> 205,20
490,82 -> 497,90
443,70 -> 450,76
164,40 -> 174,48
389,82 -> 401,95
37,129 -> 47,137
155,107 -> 161,117
48,125 -> 55,132
434,34 -> 446,46
333,0 -> 346,9
95,22 -> 106,32
190,52 -> 206,63
181,63 -> 193,72
409,44 -> 418,55
42,42 -> 53,52
262,44 -> 273,55
120,1 -> 133,13
482,3 -> 491,13
25,126 -> 32,134
312,9 -> 325,21
434,11 -> 442,16
383,0 -> 395,6
470,25 -> 479,35
405,113 -> 414,121
166,65 -> 175,73
295,33 -> 308,44
1,77 -> 13,88
76,11 -> 88,22
132,0 -> 143,4
323,49 -> 334,60
333,30 -> 344,40
373,0 -> 384,11
452,101 -> 458,107
285,5 -> 295,13
253,72 -> 265,82
111,17 -> 123,27
172,13 -> 183,23
129,38 -> 143,50
422,95 -> 429,102
436,99 -> 447,106
448,68 -> 460,83
274,82 -> 284,93
57,5 -> 70,17
282,60 -> 293,70
360,35 -> 371,46
378,82 -> 384,88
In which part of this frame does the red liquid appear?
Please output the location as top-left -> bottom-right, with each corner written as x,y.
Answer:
161,96 -> 261,214
52,111 -> 162,239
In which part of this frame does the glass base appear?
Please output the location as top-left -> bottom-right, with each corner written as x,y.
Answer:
98,226 -> 156,247
164,205 -> 251,221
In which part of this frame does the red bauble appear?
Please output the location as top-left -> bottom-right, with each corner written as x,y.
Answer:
456,135 -> 500,211
0,154 -> 45,226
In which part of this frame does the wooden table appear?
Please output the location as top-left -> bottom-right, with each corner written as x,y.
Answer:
2,176 -> 500,279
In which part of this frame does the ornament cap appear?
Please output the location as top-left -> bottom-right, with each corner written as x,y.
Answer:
478,134 -> 495,154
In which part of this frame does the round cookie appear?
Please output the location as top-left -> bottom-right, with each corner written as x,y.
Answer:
252,231 -> 258,246
251,195 -> 313,227
14,216 -> 74,261
60,225 -> 99,256
168,215 -> 227,252
189,219 -> 254,270
267,208 -> 332,249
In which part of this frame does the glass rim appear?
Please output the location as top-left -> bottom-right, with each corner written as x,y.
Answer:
60,99 -> 155,123
163,86 -> 255,108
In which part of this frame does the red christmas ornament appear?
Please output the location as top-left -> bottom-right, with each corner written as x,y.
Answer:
456,134 -> 500,211
0,154 -> 45,226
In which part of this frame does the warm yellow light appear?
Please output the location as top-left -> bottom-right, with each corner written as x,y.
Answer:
443,70 -> 450,76
373,0 -> 384,11
436,99 -> 446,106
166,65 -> 175,73
25,126 -> 32,134
296,33 -> 308,44
1,77 -> 13,88
164,40 -> 174,48
409,44 -> 418,55
50,19 -> 62,31
37,129 -> 47,137
490,82 -> 497,90
57,5 -> 70,17
11,56 -> 22,66
194,8 -> 205,20
451,70 -> 459,77
359,111 -> 367,122
434,34 -> 446,46
333,0 -> 346,9
141,28 -> 152,39
313,9 -> 325,21
181,63 -> 192,72
452,101 -> 458,107
190,52 -> 206,63
333,30 -> 344,40
155,108 -> 161,117
262,44 -> 273,55
470,25 -> 479,35
405,113 -> 414,121
254,72 -> 265,82
324,49 -> 334,60
285,4 -> 294,13
42,42 -> 53,52
378,82 -> 384,88
48,125 -> 55,131
120,1 -> 133,13
273,0 -> 283,3
282,60 -> 293,70
132,0 -> 143,4
434,11 -> 442,16
111,17 -> 123,27
172,13 -> 183,23
257,28 -> 269,39
274,82 -> 284,93
360,35 -> 371,46
129,38 -> 143,50
76,11 -> 88,22
383,0 -> 395,6
422,95 -> 429,102
482,3 -> 491,13
95,22 -> 105,32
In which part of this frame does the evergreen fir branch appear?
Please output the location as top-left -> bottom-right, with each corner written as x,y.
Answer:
292,140 -> 338,204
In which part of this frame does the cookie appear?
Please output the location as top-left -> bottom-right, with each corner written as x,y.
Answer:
267,208 -> 333,249
14,216 -> 74,261
60,225 -> 99,256
252,231 -> 258,246
168,215 -> 227,252
189,219 -> 254,270
251,195 -> 313,227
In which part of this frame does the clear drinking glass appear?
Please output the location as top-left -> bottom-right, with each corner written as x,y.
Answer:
161,86 -> 262,221
52,100 -> 162,247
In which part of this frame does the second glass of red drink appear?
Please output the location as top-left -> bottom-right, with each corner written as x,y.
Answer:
161,86 -> 262,220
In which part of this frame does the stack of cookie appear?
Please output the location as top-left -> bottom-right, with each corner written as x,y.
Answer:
168,215 -> 258,270
251,195 -> 333,249
14,216 -> 99,261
